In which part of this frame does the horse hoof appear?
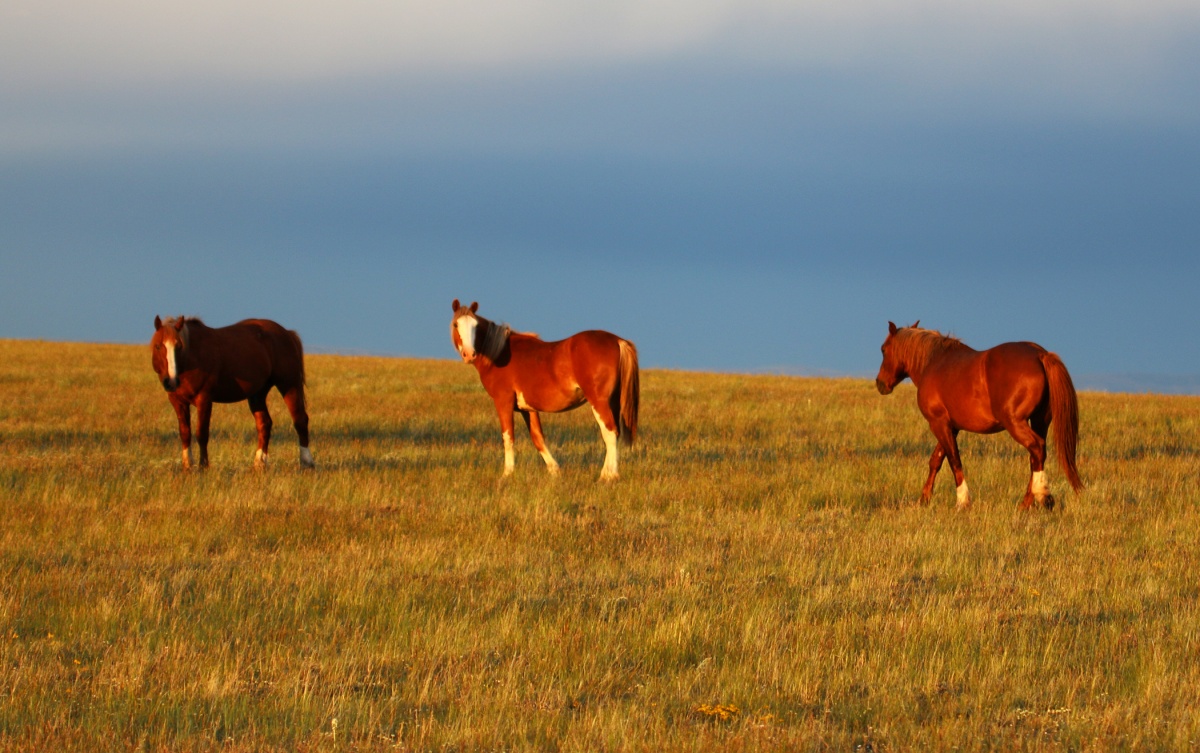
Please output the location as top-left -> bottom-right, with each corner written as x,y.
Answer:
1042,494 -> 1056,510
299,447 -> 315,469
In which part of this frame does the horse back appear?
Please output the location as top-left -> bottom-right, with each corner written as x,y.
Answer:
924,342 -> 1051,420
983,342 -> 1051,392
198,320 -> 303,400
234,319 -> 306,386
493,330 -> 622,412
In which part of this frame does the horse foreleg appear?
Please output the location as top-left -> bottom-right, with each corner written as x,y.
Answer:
521,410 -> 559,476
249,392 -> 273,469
920,444 -> 946,504
280,385 -> 314,468
170,397 -> 193,469
590,405 -> 620,482
495,399 -> 517,477
195,397 -> 214,469
929,423 -> 968,508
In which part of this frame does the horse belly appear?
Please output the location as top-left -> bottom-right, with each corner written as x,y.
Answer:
517,385 -> 585,413
207,367 -> 271,402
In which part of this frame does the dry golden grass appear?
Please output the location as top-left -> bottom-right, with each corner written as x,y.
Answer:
1,338 -> 1198,751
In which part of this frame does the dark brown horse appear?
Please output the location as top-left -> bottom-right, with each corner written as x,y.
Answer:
151,316 -> 314,470
875,321 -> 1082,509
450,300 -> 639,481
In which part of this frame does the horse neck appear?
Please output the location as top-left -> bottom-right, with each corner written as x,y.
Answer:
898,331 -> 961,385
177,319 -> 209,367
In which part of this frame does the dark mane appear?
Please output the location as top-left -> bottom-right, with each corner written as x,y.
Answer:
162,315 -> 205,327
474,315 -> 512,362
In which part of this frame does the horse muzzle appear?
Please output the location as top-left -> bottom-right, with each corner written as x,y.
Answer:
460,350 -> 476,364
162,377 -> 179,392
875,378 -> 893,395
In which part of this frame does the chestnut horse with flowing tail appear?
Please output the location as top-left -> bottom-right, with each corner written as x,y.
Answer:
450,300 -> 639,481
875,321 -> 1082,510
151,316 -> 314,470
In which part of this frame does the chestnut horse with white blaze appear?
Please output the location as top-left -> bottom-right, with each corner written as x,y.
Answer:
151,316 -> 314,470
875,321 -> 1082,509
450,300 -> 639,481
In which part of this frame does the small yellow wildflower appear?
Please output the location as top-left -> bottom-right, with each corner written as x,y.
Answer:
694,703 -> 740,722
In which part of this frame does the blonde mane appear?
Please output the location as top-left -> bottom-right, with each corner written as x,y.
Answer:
892,327 -> 965,374
162,316 -> 192,350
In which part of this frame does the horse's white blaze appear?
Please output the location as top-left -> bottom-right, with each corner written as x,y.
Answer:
1031,470 -> 1049,499
956,480 -> 970,508
592,407 -> 619,481
502,430 -> 515,475
456,316 -> 477,360
166,343 -> 178,380
300,446 -> 315,468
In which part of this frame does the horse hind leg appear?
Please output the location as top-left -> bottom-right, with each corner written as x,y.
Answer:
521,410 -> 559,476
249,392 -> 273,469
280,384 -> 314,469
1023,414 -> 1054,509
1000,416 -> 1050,509
590,404 -> 620,482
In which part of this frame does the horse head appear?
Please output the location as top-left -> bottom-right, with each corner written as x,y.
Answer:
450,299 -> 480,363
875,320 -> 918,395
151,315 -> 188,391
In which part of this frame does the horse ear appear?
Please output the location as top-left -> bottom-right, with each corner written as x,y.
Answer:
154,315 -> 162,330
888,321 -> 898,335
911,320 -> 920,329
452,298 -> 460,311
469,301 -> 478,313
174,317 -> 185,331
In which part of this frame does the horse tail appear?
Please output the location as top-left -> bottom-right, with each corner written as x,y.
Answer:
282,327 -> 309,415
286,328 -> 307,387
1041,351 -> 1083,492
617,339 -> 640,446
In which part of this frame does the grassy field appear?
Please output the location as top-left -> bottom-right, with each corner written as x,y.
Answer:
1,337 -> 1199,751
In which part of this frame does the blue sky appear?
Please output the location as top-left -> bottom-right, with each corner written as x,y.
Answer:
2,1 -> 1199,390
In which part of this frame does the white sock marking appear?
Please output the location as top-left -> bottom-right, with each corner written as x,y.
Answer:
502,430 -> 515,476
956,480 -> 970,509
539,448 -> 560,475
300,446 -> 315,468
592,407 -> 620,481
1031,470 -> 1049,500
